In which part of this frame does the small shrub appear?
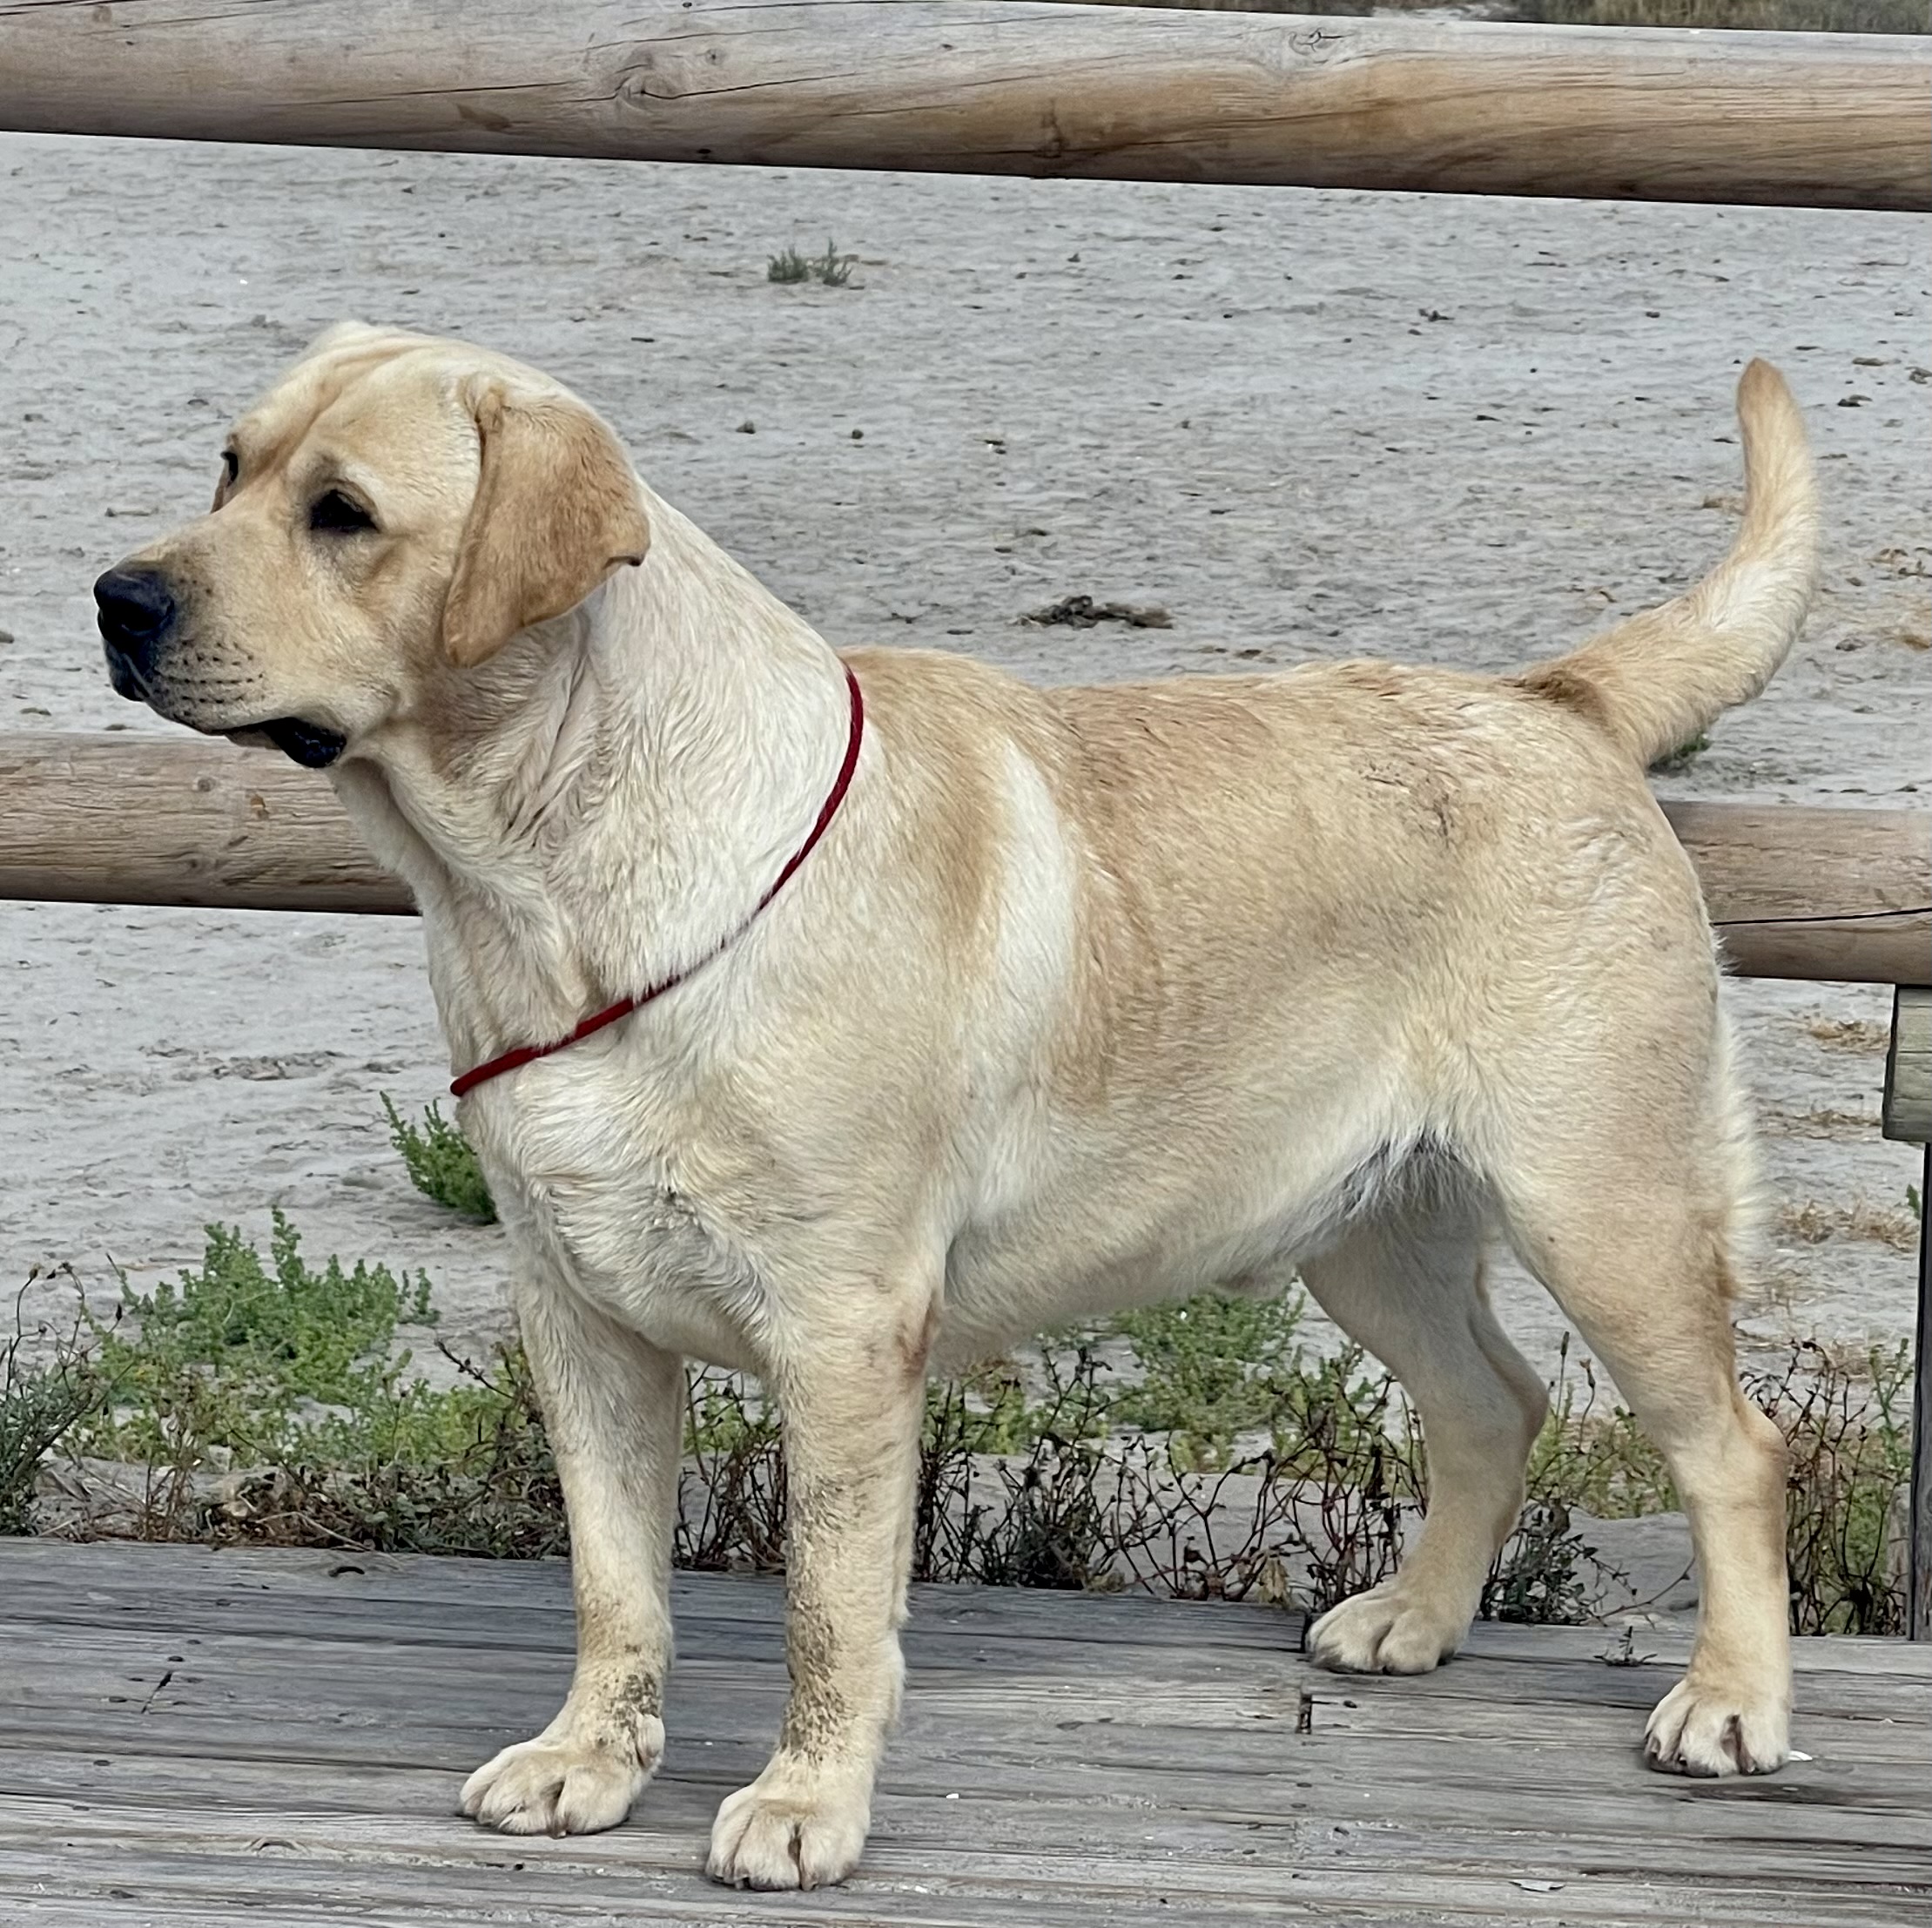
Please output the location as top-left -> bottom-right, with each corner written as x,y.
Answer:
212,1343 -> 566,1560
0,1285 -> 107,1534
1758,1340 -> 1911,1636
1111,1288 -> 1306,1469
1526,1338 -> 1675,1520
73,1214 -> 463,1482
384,1095 -> 495,1222
767,241 -> 856,287
1484,1500 -> 1602,1627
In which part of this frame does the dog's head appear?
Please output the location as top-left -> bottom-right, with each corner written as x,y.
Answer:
94,322 -> 650,765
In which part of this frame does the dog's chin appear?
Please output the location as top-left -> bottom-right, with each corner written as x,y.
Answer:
225,718 -> 349,769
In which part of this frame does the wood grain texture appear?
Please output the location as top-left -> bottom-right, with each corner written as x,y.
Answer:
3,734 -> 1928,983
0,734 -> 407,916
0,1540 -> 1927,1926
1659,800 -> 1932,988
0,0 -> 1926,212
1885,987 -> 1932,1143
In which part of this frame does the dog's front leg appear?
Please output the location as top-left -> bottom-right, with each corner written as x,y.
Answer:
461,1274 -> 682,1836
705,1313 -> 928,1891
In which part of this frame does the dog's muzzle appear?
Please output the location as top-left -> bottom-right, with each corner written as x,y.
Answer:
94,563 -> 176,699
91,563 -> 347,767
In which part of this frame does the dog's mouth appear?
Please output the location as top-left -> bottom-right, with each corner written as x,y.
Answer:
227,717 -> 349,768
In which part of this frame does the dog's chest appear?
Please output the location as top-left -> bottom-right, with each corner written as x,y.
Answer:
468,1084 -> 764,1365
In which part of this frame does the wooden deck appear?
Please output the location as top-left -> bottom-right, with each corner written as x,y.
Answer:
1,1541 -> 1927,1926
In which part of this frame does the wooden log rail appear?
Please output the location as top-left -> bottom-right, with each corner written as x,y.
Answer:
0,734 -> 1925,986
1,0 -> 1928,212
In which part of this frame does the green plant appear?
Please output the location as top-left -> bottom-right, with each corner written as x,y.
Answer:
77,1213 -> 454,1472
384,1095 -> 496,1222
767,240 -> 856,287
1760,1340 -> 1911,1636
1110,1288 -> 1307,1470
207,1340 -> 567,1560
1525,1337 -> 1676,1520
1483,1500 -> 1601,1626
0,1284 -> 107,1534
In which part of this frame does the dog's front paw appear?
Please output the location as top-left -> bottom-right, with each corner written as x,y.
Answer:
1307,1583 -> 1466,1675
705,1755 -> 871,1891
461,1718 -> 662,1836
1644,1675 -> 1789,1777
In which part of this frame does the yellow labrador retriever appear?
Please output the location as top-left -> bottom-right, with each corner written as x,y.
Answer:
96,325 -> 1815,1891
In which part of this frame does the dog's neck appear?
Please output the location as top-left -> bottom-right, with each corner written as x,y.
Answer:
333,487 -> 852,1069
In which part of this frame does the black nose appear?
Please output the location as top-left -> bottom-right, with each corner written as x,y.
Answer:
94,565 -> 178,684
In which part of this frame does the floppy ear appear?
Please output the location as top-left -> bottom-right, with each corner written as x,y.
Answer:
441,381 -> 651,668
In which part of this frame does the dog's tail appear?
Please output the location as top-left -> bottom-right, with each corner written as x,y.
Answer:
1518,361 -> 1817,770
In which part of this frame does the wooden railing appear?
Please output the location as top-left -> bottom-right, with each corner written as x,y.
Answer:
0,0 -> 1927,212
0,733 -> 1924,984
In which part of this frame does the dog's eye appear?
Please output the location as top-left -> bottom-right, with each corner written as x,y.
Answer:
310,489 -> 377,536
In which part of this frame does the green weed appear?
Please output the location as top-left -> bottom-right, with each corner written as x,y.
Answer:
768,241 -> 857,287
1,1284 -> 107,1534
1110,1288 -> 1306,1469
1767,1339 -> 1912,1636
384,1095 -> 495,1222
77,1214 -> 441,1468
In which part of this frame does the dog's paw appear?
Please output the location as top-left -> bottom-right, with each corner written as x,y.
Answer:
461,1721 -> 662,1837
705,1756 -> 871,1891
1644,1675 -> 1789,1777
1307,1584 -> 1465,1675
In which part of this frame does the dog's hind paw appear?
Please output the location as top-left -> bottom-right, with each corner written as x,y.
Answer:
1644,1675 -> 1789,1777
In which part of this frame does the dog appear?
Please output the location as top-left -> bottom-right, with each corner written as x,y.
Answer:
96,324 -> 1816,1891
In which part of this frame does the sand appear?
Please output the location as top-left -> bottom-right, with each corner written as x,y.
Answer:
1,132 -> 1926,1383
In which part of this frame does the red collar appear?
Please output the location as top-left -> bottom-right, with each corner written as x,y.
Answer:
450,663 -> 865,1100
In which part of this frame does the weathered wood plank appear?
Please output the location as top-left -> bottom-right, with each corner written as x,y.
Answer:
1658,800 -> 1932,988
1885,988 -> 1932,1144
2,738 -> 1926,984
4,1536 -> 1928,1673
10,1607 -> 1929,1734
0,0 -> 1925,213
0,1541 -> 1926,1925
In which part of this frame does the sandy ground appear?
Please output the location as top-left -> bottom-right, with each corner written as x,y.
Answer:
2,133 -> 1926,1385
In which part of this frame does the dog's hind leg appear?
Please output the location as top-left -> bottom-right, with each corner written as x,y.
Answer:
1487,1086 -> 1790,1776
1301,1190 -> 1548,1675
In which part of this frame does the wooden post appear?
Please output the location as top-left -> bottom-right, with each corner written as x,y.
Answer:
1884,988 -> 1932,1641
0,0 -> 1927,212
1915,1141 -> 1932,1644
